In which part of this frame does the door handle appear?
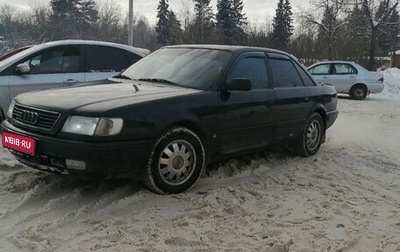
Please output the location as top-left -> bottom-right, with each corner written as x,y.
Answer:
322,76 -> 329,79
64,79 -> 77,85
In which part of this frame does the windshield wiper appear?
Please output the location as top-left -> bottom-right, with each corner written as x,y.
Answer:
134,78 -> 179,86
113,73 -> 132,80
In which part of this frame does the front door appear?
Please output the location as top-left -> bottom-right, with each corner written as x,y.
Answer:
9,45 -> 85,102
216,52 -> 277,155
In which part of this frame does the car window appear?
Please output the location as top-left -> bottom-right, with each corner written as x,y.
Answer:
227,55 -> 268,90
22,46 -> 80,74
294,63 -> 316,86
269,58 -> 304,88
123,48 -> 231,90
333,63 -> 358,74
308,64 -> 330,75
84,45 -> 132,72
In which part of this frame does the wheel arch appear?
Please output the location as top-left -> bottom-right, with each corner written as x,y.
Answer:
311,105 -> 327,131
167,120 -> 208,146
351,83 -> 368,90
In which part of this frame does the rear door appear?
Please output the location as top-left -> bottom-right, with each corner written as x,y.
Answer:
83,45 -> 141,81
9,45 -> 84,101
330,63 -> 358,92
268,53 -> 312,140
216,52 -> 277,154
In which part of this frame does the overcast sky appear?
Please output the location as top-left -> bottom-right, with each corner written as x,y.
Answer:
0,0 -> 307,26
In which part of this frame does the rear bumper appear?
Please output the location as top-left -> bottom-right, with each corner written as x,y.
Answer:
1,120 -> 155,180
326,109 -> 339,129
368,83 -> 384,93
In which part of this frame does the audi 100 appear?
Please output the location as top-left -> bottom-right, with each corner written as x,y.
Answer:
1,45 -> 338,194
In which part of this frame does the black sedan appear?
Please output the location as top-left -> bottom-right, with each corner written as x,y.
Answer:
1,45 -> 338,194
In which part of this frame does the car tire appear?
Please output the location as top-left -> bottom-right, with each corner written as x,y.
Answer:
144,127 -> 205,194
349,84 -> 368,100
294,113 -> 324,157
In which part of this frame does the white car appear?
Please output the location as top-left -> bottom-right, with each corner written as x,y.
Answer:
0,40 -> 149,121
307,61 -> 384,100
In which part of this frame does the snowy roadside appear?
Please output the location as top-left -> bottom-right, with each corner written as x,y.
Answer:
0,72 -> 399,251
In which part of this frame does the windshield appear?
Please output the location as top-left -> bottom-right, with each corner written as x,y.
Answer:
122,48 -> 231,90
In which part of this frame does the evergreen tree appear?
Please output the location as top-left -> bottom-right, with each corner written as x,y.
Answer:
361,0 -> 399,69
376,0 -> 400,57
340,5 -> 370,64
315,5 -> 342,59
216,0 -> 247,44
156,0 -> 171,46
78,0 -> 98,25
169,11 -> 182,45
49,0 -> 98,39
271,0 -> 293,50
193,0 -> 214,43
231,0 -> 247,42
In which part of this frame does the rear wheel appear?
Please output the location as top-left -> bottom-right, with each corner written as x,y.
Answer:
349,84 -> 368,100
144,127 -> 205,194
294,113 -> 324,157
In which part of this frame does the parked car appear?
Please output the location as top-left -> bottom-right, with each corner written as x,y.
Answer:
307,61 -> 384,100
0,45 -> 32,61
1,45 -> 338,194
0,40 -> 149,122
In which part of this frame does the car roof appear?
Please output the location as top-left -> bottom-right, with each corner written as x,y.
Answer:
38,39 -> 150,57
164,44 -> 293,57
308,60 -> 358,67
312,60 -> 356,64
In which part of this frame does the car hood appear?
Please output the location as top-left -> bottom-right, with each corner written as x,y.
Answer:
14,79 -> 203,113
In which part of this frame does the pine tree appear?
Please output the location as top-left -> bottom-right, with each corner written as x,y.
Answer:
194,0 -> 214,43
169,11 -> 182,45
49,0 -> 98,39
156,0 -> 171,46
78,0 -> 98,25
271,0 -> 293,50
314,5 -> 343,59
216,0 -> 247,44
376,0 -> 400,57
231,0 -> 247,42
340,5 -> 370,63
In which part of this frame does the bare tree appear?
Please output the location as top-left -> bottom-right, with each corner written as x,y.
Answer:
361,0 -> 399,69
299,0 -> 349,60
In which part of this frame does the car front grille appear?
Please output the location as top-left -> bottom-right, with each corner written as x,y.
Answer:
12,104 -> 61,131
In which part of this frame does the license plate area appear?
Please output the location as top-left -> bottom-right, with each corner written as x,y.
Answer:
2,131 -> 35,155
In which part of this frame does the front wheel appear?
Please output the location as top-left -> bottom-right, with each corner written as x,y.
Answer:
349,85 -> 368,100
294,113 -> 324,157
144,127 -> 205,194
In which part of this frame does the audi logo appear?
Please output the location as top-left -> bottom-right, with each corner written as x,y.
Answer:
19,110 -> 39,125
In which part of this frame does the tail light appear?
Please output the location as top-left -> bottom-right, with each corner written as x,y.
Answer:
377,77 -> 384,83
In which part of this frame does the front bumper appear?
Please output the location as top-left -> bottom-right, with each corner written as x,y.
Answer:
1,120 -> 155,180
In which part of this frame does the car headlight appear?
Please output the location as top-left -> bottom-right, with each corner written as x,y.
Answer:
7,100 -> 16,118
61,116 -> 123,136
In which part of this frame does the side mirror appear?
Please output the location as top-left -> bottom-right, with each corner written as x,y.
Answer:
225,78 -> 251,91
15,63 -> 31,74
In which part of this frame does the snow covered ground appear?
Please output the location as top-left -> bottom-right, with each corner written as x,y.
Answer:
0,69 -> 400,251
